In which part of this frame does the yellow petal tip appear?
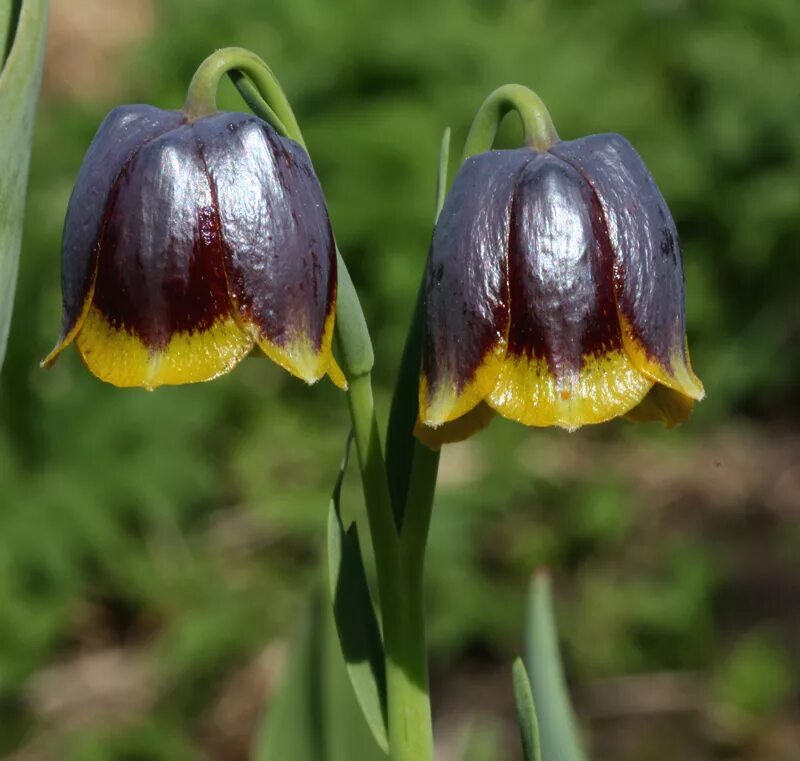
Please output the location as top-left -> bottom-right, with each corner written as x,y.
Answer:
76,306 -> 253,388
327,356 -> 348,390
625,383 -> 696,427
487,350 -> 653,429
414,402 -> 495,449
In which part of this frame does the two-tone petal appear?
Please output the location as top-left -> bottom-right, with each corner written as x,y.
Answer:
196,114 -> 344,388
420,149 -> 533,427
486,152 -> 652,430
43,105 -> 185,362
550,134 -> 704,414
43,106 -> 343,390
418,132 -> 704,446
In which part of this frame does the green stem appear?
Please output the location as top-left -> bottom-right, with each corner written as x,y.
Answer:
184,46 -> 305,148
201,46 -> 436,759
344,373 -> 434,761
228,70 -> 286,136
462,83 -> 559,159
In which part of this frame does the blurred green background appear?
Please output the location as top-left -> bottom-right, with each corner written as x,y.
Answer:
2,0 -> 799,758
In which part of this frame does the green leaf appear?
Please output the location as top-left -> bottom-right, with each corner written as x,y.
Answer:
385,127 -> 449,527
327,432 -> 389,753
0,0 -> 48,373
1,1 -> 22,65
254,594 -> 326,761
525,571 -> 588,761
512,657 -> 541,761
253,591 -> 388,761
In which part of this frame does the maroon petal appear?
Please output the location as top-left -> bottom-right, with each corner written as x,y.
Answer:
419,148 -> 533,425
55,106 -> 184,348
89,124 -> 232,349
549,134 -> 703,399
486,152 -> 652,429
195,114 -> 340,383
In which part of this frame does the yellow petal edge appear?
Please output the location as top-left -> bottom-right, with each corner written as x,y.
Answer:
486,348 -> 654,431
74,305 -> 254,389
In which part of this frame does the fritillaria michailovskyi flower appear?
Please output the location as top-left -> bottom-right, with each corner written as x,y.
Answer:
418,133 -> 704,445
43,105 -> 344,390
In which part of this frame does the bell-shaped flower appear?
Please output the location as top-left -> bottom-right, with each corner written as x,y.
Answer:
42,104 -> 344,389
418,133 -> 704,444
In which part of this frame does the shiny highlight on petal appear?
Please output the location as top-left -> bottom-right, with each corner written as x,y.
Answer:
75,305 -> 254,389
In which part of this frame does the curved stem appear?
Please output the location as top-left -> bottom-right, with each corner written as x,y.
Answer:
198,46 -> 434,759
228,70 -> 286,136
184,46 -> 306,149
462,83 -> 559,159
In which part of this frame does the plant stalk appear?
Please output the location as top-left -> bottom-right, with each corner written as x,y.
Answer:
202,45 -> 438,760
345,372 -> 435,761
462,83 -> 559,158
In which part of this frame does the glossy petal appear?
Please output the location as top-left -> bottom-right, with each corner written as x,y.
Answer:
550,134 -> 704,401
420,148 -> 534,426
76,124 -> 252,388
76,306 -> 252,388
43,105 -> 185,363
486,153 -> 653,429
196,114 -> 344,387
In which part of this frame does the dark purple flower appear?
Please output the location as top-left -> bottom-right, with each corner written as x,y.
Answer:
43,104 -> 344,389
418,134 -> 703,445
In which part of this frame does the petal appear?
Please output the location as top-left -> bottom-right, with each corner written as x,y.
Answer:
79,124 -> 251,388
419,149 -> 534,426
550,134 -> 704,400
487,351 -> 652,430
486,153 -> 653,429
624,381 -> 695,427
75,305 -> 253,389
195,114 -> 340,385
42,105 -> 185,365
414,403 -> 495,450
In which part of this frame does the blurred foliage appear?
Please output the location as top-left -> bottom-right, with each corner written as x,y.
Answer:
713,630 -> 795,724
1,0 -> 799,758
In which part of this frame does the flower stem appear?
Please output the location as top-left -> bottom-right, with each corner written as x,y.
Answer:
209,46 -> 437,759
344,372 -> 435,761
462,83 -> 559,158
184,46 -> 304,147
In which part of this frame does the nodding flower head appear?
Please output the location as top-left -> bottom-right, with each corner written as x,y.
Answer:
42,104 -> 345,390
417,133 -> 704,447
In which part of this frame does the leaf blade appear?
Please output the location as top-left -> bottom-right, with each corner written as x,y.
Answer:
254,595 -> 326,761
327,432 -> 389,753
512,657 -> 542,761
385,127 -> 449,527
0,0 -> 48,372
525,571 -> 588,761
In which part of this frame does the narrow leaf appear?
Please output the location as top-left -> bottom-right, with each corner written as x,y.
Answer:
252,591 -> 388,761
327,432 -> 389,753
385,127 -> 449,527
512,657 -> 542,761
525,571 -> 588,761
1,1 -> 23,65
0,0 -> 48,372
255,595 -> 326,761
323,597 -> 389,761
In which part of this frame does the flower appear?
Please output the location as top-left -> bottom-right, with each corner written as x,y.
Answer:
417,133 -> 704,446
42,104 -> 344,390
